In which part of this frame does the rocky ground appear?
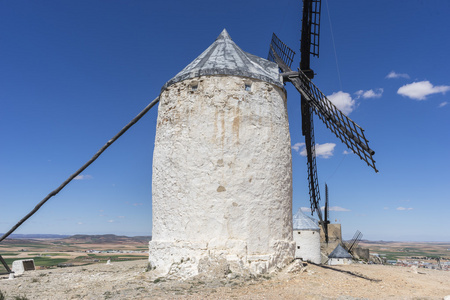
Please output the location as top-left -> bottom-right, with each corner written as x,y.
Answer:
1,259 -> 449,299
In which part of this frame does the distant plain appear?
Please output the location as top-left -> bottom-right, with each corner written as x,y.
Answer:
0,235 -> 150,270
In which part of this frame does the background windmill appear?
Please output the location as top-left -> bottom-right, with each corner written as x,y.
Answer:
268,0 -> 378,242
344,230 -> 363,256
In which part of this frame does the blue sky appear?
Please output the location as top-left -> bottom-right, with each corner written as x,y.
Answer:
1,0 -> 449,241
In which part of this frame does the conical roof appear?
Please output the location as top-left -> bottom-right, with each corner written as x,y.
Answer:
293,208 -> 320,231
328,244 -> 352,259
161,29 -> 283,91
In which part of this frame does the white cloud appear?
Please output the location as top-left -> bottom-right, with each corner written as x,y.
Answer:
291,142 -> 305,152
327,91 -> 356,115
299,148 -> 307,156
396,207 -> 413,211
313,143 -> 336,159
397,81 -> 450,100
107,219 -> 115,223
321,206 -> 350,212
439,101 -> 448,108
301,207 -> 311,213
383,207 -> 389,210
355,88 -> 384,99
330,206 -> 350,212
293,142 -> 336,159
74,174 -> 93,180
386,71 -> 410,79
77,222 -> 83,225
343,150 -> 352,155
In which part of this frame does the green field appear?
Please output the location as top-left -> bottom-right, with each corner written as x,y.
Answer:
3,257 -> 70,267
1,253 -> 147,269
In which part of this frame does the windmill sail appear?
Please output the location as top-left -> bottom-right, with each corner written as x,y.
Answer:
269,39 -> 323,217
324,183 -> 330,243
345,230 -> 363,255
298,0 -> 322,60
268,0 -> 376,246
293,70 -> 377,172
269,44 -> 378,172
308,0 -> 322,57
303,101 -> 321,216
268,33 -> 295,69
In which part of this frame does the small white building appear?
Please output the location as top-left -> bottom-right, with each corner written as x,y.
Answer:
11,259 -> 35,275
328,244 -> 353,265
292,208 -> 321,264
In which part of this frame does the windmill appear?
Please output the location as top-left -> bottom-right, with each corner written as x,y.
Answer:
344,230 -> 363,256
0,1 -> 378,276
268,0 -> 378,242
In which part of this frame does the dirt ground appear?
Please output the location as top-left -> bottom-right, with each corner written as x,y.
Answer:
1,259 -> 449,299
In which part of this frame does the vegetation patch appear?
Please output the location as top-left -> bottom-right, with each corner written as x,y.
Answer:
4,257 -> 69,267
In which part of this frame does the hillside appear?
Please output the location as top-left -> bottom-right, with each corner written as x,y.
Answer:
0,234 -> 70,239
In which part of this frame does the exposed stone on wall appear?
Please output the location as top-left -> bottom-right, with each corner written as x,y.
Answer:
150,75 -> 294,278
353,247 -> 370,261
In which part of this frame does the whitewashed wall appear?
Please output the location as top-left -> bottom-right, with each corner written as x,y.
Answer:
293,229 -> 321,264
149,75 -> 295,277
328,258 -> 353,265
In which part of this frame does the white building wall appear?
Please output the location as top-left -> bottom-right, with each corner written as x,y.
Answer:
328,258 -> 353,265
293,229 -> 321,264
149,76 -> 295,277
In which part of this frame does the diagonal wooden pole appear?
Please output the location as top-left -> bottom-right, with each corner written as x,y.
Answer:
0,96 -> 160,243
0,254 -> 12,274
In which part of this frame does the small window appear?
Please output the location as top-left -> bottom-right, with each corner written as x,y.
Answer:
244,83 -> 251,91
298,232 -> 301,234
190,81 -> 199,91
297,246 -> 300,249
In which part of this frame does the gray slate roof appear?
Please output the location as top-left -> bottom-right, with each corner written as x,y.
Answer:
293,208 -> 320,231
328,244 -> 353,259
161,29 -> 283,91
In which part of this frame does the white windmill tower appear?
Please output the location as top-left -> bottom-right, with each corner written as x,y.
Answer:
149,29 -> 295,277
292,208 -> 321,264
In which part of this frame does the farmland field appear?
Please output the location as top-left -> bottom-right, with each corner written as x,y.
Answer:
0,235 -> 150,270
358,240 -> 450,260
